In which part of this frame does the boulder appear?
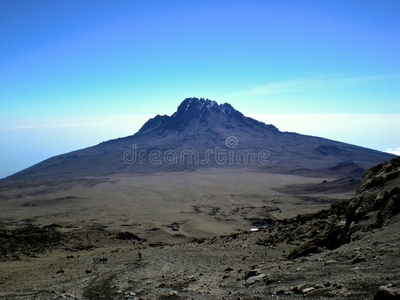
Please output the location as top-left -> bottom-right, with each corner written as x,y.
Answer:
243,269 -> 261,280
374,284 -> 400,300
245,273 -> 267,285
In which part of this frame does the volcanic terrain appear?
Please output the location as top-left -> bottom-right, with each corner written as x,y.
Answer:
0,98 -> 398,299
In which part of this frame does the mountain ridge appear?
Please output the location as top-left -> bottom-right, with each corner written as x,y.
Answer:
137,98 -> 280,135
2,97 -> 395,180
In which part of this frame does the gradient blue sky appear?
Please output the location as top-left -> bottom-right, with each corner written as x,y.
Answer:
1,0 -> 399,178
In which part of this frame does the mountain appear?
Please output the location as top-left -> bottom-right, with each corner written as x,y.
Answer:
4,97 -> 394,180
1,152 -> 399,300
137,97 -> 280,134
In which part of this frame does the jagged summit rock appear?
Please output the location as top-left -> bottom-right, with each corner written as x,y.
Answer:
138,97 -> 279,134
2,97 -> 395,180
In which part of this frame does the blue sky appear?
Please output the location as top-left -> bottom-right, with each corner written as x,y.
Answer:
1,0 -> 399,177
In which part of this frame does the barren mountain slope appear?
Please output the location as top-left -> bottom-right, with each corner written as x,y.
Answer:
1,157 -> 399,299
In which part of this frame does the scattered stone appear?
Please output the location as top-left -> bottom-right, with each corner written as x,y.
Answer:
56,269 -> 64,274
374,284 -> 400,300
244,269 -> 261,280
116,232 -> 146,242
275,289 -> 285,295
167,290 -> 179,297
291,284 -> 313,294
323,281 -> 331,287
302,287 -> 315,294
315,283 -> 326,289
172,233 -> 186,238
326,287 -> 350,297
191,238 -> 206,244
352,253 -> 366,264
245,273 -> 267,285
149,242 -> 164,247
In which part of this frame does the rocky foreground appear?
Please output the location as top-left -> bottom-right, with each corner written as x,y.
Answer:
0,157 -> 399,299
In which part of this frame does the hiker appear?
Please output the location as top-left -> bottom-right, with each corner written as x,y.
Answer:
138,250 -> 142,261
100,257 -> 107,264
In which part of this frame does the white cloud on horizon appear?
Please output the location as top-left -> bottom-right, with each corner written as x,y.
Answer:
0,114 -> 152,179
248,113 -> 400,153
0,113 -> 399,179
231,73 -> 400,96
386,147 -> 400,156
0,115 -> 153,130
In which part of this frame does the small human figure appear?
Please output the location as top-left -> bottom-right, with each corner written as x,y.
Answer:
138,250 -> 142,261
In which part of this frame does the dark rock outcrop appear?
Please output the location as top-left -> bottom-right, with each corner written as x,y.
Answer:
0,225 -> 65,260
374,283 -> 400,300
115,231 -> 146,242
287,156 -> 400,260
346,156 -> 400,230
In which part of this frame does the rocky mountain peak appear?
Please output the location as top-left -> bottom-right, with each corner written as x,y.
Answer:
137,97 -> 276,134
174,97 -> 240,118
